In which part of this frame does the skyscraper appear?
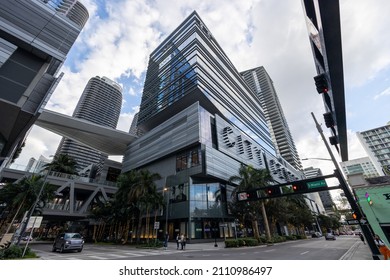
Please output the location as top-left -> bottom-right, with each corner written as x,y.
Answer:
123,11 -> 303,240
357,122 -> 390,176
56,76 -> 122,172
241,66 -> 302,170
0,0 -> 88,168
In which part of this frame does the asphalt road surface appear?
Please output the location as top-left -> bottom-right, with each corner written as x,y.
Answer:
28,235 -> 360,260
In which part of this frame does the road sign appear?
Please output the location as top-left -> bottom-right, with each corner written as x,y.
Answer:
27,216 -> 43,229
237,192 -> 249,201
307,179 -> 327,189
154,222 -> 160,229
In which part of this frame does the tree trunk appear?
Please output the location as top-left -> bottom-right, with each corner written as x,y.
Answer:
251,219 -> 260,239
260,200 -> 271,242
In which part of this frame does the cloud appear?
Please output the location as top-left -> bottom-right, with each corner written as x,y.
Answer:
341,0 -> 390,87
374,87 -> 390,100
13,0 -> 389,170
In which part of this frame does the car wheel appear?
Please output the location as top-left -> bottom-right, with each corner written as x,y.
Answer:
60,245 -> 65,253
52,244 -> 57,252
77,248 -> 83,252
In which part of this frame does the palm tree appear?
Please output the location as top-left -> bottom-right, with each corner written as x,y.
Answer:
43,154 -> 78,174
115,169 -> 162,242
229,164 -> 274,241
0,175 -> 56,236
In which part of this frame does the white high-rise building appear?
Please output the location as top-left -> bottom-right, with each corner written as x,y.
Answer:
357,122 -> 390,175
241,66 -> 302,170
56,76 -> 122,172
340,157 -> 380,178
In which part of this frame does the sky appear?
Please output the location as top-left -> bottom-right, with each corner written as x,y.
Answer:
12,0 -> 390,180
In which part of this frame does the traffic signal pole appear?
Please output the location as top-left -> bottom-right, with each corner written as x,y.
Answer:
311,112 -> 380,259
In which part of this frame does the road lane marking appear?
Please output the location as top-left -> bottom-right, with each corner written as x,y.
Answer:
264,249 -> 275,252
300,251 -> 310,255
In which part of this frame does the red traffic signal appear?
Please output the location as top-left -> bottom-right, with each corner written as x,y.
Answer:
265,187 -> 281,197
291,182 -> 307,193
314,73 -> 328,94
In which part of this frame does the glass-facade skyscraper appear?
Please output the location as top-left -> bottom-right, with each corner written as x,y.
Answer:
123,11 -> 303,240
0,0 -> 88,168
56,76 -> 122,172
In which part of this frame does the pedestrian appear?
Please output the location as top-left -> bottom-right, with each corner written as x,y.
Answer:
163,232 -> 169,250
374,234 -> 390,260
176,233 -> 180,250
359,233 -> 365,244
180,233 -> 186,250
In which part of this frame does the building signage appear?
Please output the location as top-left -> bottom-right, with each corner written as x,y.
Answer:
216,115 -> 266,170
215,115 -> 301,183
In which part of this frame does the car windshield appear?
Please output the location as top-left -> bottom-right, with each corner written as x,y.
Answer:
64,233 -> 82,239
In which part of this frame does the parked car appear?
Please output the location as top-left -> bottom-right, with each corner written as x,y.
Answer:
325,232 -> 336,240
52,233 -> 84,253
21,236 -> 33,241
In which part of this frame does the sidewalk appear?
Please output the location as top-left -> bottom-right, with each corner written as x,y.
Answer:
339,240 -> 382,260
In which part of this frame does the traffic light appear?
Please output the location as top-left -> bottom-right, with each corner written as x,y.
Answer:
329,135 -> 338,145
352,211 -> 361,220
265,187 -> 281,197
291,181 -> 308,193
323,112 -> 335,128
314,73 -> 328,94
365,192 -> 373,205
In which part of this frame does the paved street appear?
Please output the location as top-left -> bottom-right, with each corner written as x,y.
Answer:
28,235 -> 369,260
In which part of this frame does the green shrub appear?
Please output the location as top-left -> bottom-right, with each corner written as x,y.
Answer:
285,235 -> 297,240
0,245 -> 22,259
137,240 -> 163,248
225,239 -> 239,248
238,238 -> 246,246
271,235 -> 286,243
244,238 -> 259,246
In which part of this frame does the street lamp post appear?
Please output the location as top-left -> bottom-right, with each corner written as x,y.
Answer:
164,187 -> 169,234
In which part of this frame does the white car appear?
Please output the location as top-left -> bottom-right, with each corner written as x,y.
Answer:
325,233 -> 336,240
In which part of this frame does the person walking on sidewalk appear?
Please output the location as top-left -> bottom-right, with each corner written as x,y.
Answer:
180,233 -> 186,250
374,234 -> 390,260
176,233 -> 180,250
163,232 -> 169,250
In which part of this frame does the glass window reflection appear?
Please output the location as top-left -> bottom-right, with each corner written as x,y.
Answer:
190,183 -> 223,217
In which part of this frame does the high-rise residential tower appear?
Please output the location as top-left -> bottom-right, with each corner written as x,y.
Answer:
241,66 -> 302,170
0,0 -> 88,168
56,76 -> 122,172
340,157 -> 380,179
357,122 -> 390,176
123,11 -> 303,240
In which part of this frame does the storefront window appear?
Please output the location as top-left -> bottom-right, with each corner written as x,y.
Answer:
190,183 -> 222,217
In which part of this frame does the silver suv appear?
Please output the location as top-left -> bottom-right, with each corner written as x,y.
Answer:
52,233 -> 84,253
